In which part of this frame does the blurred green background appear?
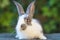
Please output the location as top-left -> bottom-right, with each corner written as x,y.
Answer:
0,0 -> 60,33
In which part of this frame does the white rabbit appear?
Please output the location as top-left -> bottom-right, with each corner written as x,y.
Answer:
13,1 -> 47,39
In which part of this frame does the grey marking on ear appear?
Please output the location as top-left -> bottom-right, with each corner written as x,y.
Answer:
13,1 -> 25,16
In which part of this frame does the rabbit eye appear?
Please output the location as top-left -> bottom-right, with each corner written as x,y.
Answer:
21,24 -> 26,30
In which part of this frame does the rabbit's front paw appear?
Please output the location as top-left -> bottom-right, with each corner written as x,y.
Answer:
18,37 -> 26,39
40,36 -> 47,39
39,36 -> 47,39
15,35 -> 19,38
15,36 -> 24,39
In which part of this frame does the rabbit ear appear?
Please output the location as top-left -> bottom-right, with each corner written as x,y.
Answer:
13,1 -> 25,15
26,1 -> 35,19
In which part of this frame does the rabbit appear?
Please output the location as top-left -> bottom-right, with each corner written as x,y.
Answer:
13,1 -> 47,39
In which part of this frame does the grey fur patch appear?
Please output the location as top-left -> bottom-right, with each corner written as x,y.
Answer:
24,17 -> 32,25
21,24 -> 26,30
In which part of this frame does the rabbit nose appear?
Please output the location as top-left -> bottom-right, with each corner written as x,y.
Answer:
21,24 -> 27,30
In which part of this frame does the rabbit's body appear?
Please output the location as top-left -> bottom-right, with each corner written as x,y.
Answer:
13,1 -> 47,39
15,14 -> 46,39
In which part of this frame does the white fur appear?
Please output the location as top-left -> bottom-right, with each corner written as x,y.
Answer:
15,14 -> 47,39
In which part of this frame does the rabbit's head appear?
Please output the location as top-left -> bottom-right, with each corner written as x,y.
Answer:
13,1 -> 35,30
